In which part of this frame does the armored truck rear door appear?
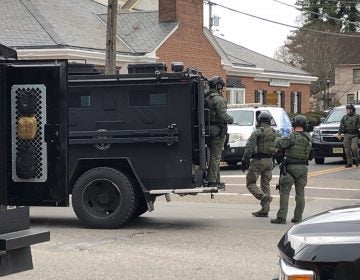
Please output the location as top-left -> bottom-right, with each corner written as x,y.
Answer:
0,60 -> 68,206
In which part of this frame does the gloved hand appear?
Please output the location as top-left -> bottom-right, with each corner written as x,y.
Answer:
336,133 -> 344,140
240,159 -> 249,173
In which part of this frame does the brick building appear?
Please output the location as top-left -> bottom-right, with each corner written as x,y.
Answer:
0,0 -> 317,112
152,0 -> 317,113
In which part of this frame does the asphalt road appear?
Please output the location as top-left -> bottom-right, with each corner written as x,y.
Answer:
3,157 -> 360,280
221,157 -> 360,201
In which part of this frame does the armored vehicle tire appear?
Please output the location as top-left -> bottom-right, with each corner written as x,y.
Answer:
315,158 -> 325,164
72,167 -> 136,228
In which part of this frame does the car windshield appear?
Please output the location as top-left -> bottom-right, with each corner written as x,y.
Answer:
228,110 -> 254,126
325,108 -> 346,123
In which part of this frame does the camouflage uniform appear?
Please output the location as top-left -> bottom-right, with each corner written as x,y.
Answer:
272,130 -> 312,224
339,109 -> 360,167
205,88 -> 233,186
242,122 -> 277,217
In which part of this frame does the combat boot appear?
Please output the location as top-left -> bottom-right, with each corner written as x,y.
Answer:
252,209 -> 268,217
270,217 -> 286,224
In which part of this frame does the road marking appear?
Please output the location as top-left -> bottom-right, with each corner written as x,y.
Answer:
222,175 -> 280,178
225,183 -> 360,191
222,166 -> 357,179
308,166 -> 355,177
214,193 -> 360,201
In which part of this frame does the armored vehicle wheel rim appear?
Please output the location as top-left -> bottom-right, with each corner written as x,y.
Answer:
82,178 -> 122,219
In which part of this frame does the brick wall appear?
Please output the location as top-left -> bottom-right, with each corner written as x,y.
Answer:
241,77 -> 310,112
157,0 -> 225,79
156,0 -> 311,113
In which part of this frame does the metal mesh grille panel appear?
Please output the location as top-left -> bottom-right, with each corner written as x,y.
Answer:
11,85 -> 48,182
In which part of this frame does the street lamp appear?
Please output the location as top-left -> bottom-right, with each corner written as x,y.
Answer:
326,78 -> 330,109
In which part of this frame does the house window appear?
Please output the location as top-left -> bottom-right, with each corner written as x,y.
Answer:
255,90 -> 266,105
347,94 -> 355,104
354,69 -> 360,84
227,88 -> 245,104
291,92 -> 302,113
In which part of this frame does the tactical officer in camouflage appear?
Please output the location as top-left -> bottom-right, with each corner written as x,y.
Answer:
205,76 -> 233,188
337,104 -> 360,168
271,115 -> 312,224
241,112 -> 277,217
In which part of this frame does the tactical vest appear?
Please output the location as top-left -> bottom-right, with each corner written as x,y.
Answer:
343,114 -> 359,133
285,132 -> 311,161
257,126 -> 277,154
205,92 -> 220,124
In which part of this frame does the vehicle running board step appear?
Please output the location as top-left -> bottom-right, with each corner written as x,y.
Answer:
149,187 -> 218,195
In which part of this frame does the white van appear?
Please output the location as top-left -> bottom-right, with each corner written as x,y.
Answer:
221,105 -> 292,165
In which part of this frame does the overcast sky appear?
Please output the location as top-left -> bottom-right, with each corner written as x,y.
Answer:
203,0 -> 302,58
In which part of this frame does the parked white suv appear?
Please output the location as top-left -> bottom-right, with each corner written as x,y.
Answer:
222,105 -> 292,165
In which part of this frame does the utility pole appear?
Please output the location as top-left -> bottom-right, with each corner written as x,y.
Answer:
326,78 -> 330,109
105,0 -> 118,75
208,1 -> 213,33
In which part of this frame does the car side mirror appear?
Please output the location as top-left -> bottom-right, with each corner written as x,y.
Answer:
320,117 -> 325,123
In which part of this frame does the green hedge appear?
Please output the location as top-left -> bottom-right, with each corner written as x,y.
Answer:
287,111 -> 326,132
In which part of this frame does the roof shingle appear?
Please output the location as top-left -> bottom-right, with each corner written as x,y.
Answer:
0,0 -> 132,53
215,36 -> 310,76
98,11 -> 177,53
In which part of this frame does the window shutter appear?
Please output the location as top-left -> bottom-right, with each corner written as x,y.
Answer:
280,91 -> 285,108
255,90 -> 260,103
290,92 -> 295,113
297,92 -> 302,113
263,90 -> 267,105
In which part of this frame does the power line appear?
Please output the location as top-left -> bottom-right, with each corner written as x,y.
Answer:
273,0 -> 360,27
204,0 -> 360,37
297,0 -> 360,5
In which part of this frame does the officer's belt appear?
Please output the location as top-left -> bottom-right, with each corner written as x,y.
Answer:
253,153 -> 273,159
284,160 -> 308,165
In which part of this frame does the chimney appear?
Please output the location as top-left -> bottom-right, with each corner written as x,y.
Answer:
159,0 -> 177,22
159,0 -> 203,28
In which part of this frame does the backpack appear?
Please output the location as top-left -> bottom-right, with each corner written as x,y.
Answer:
17,116 -> 37,140
18,89 -> 36,116
16,144 -> 36,179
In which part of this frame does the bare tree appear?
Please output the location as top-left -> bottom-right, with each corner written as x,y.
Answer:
274,40 -> 302,67
284,24 -> 355,100
105,0 -> 118,75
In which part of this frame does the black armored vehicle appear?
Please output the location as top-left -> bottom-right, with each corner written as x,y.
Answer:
1,46 -> 216,228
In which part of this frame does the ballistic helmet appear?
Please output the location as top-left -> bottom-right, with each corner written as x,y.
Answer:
292,115 -> 308,130
346,103 -> 355,111
257,112 -> 272,125
208,76 -> 225,90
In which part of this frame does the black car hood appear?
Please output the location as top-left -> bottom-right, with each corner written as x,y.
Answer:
278,205 -> 360,263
